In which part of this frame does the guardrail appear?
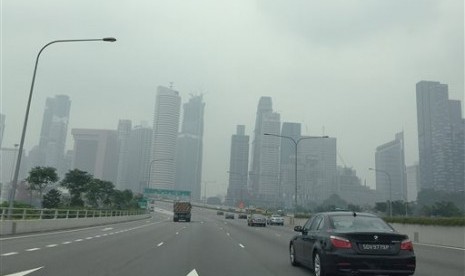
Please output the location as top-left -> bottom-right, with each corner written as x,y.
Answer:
0,207 -> 147,221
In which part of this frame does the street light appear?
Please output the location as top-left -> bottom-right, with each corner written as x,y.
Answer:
8,37 -> 117,219
369,167 -> 392,217
264,133 -> 329,216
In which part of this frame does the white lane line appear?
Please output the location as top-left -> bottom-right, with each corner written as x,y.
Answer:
3,266 -> 44,276
95,235 -> 102,238
186,269 -> 199,276
176,232 -> 179,235
74,239 -> 83,242
46,244 -> 58,248
415,243 -> 465,251
227,233 -> 230,236
1,252 -> 19,256
25,248 -> 40,252
102,227 -> 113,231
157,242 -> 164,247
62,241 -> 72,244
86,237 -> 93,240
239,243 -> 245,248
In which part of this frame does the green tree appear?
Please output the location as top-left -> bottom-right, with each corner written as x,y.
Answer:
60,169 -> 92,207
42,189 -> 62,208
26,166 -> 59,206
431,201 -> 463,217
111,189 -> 135,209
85,179 -> 114,208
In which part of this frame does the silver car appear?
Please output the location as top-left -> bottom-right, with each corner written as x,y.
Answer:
267,214 -> 285,225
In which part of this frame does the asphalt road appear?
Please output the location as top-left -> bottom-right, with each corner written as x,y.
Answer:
1,203 -> 463,276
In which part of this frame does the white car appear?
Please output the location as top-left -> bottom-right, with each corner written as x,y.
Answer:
267,214 -> 284,225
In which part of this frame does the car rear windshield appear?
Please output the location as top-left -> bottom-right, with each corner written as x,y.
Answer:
330,215 -> 394,232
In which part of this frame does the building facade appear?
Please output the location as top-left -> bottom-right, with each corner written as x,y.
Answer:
127,125 -> 152,193
226,125 -> 250,207
279,122 -> 301,208
116,119 -> 132,190
150,86 -> 181,189
416,80 -> 464,192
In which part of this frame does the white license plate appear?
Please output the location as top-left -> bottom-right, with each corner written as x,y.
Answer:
361,244 -> 390,250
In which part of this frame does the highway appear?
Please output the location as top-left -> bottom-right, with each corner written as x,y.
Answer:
1,203 -> 464,276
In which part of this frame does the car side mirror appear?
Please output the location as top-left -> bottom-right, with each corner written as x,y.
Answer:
294,226 -> 303,232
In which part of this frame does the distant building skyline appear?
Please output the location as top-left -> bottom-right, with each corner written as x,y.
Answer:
150,86 -> 181,189
226,125 -> 250,207
127,125 -> 152,193
0,114 -> 5,149
176,95 -> 205,201
116,119 -> 132,190
416,80 -> 464,193
280,122 -> 301,208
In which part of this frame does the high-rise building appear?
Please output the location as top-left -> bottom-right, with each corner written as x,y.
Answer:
374,132 -> 406,202
226,125 -> 250,207
37,95 -> 71,176
175,95 -> 205,201
0,146 -> 26,203
338,166 -> 376,206
406,164 -> 419,202
116,119 -> 132,190
416,81 -> 464,192
71,129 -> 118,184
0,113 -> 5,148
150,86 -> 181,189
279,122 -> 301,208
249,97 -> 281,207
299,137 -> 338,205
127,125 -> 152,193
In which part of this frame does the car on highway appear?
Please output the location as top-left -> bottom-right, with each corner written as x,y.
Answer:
238,213 -> 248,219
225,213 -> 235,219
267,214 -> 284,225
289,211 -> 416,276
247,214 -> 267,227
216,210 -> 224,216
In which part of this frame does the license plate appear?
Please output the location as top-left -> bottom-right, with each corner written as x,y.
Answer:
361,244 -> 390,250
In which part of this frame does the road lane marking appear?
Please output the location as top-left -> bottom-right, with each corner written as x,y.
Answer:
227,233 -> 230,236
275,233 -> 281,237
86,237 -> 93,240
96,235 -> 102,237
74,239 -> 83,242
25,248 -> 40,252
102,227 -> 113,231
239,243 -> 245,248
62,241 -> 71,244
415,243 -> 465,251
1,252 -> 19,256
187,269 -> 199,276
46,244 -> 58,248
157,242 -> 164,247
3,266 -> 43,276
176,232 -> 179,235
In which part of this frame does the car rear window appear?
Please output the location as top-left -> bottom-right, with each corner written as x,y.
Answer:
330,215 -> 394,232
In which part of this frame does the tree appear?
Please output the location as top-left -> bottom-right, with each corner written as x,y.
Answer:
26,166 -> 59,206
60,169 -> 92,207
42,189 -> 61,208
85,179 -> 114,208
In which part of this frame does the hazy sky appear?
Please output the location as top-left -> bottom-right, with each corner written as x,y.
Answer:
1,0 -> 463,197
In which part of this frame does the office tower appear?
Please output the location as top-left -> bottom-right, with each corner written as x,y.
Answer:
0,147 -> 23,203
375,132 -> 406,202
176,95 -> 205,201
37,95 -> 71,176
249,97 -> 281,207
150,86 -> 181,189
0,113 -> 5,148
299,136 -> 338,205
406,164 -> 419,202
127,125 -> 152,193
416,81 -> 465,192
226,125 -> 250,207
280,122 -> 301,208
338,166 -> 376,206
71,129 -> 118,184
116,119 -> 132,190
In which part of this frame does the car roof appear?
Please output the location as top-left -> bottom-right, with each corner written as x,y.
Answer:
317,211 -> 377,217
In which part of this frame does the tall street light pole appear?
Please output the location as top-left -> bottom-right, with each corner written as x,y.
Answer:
8,38 -> 117,219
369,167 -> 392,217
264,133 -> 328,216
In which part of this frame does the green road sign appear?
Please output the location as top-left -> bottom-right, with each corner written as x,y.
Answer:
144,188 -> 191,197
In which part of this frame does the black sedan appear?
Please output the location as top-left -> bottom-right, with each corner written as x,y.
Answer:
289,211 -> 416,276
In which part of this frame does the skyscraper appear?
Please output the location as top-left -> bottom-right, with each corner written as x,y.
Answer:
226,125 -> 249,207
249,97 -> 281,207
175,95 -> 205,201
0,113 -> 5,148
71,129 -> 118,184
37,95 -> 71,176
127,125 -> 152,193
150,86 -> 181,189
416,81 -> 464,192
375,132 -> 407,202
280,122 -> 301,208
116,119 -> 132,190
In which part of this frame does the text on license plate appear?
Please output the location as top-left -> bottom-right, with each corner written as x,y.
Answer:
361,244 -> 390,250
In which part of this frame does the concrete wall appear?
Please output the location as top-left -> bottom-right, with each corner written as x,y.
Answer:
0,214 -> 151,236
287,217 -> 464,249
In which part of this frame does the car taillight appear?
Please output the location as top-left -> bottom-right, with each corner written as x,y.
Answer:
400,239 -> 413,251
330,236 -> 352,249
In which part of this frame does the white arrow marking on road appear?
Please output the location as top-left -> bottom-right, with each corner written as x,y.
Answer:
157,242 -> 164,247
102,227 -> 113,231
186,269 -> 199,276
4,266 -> 44,276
